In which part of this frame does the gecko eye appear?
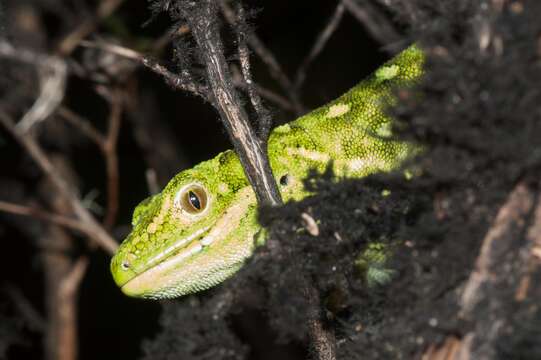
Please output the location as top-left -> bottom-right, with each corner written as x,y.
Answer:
121,261 -> 130,270
175,184 -> 208,215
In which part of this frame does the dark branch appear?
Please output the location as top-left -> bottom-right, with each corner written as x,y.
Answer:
184,0 -> 282,206
294,1 -> 345,91
235,3 -> 273,141
342,0 -> 402,51
0,112 -> 118,254
79,40 -> 209,99
220,0 -> 305,115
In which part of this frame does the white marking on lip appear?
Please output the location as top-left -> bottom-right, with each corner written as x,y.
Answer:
144,225 -> 210,269
200,235 -> 214,246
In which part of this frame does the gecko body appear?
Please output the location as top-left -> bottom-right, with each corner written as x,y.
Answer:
111,46 -> 423,299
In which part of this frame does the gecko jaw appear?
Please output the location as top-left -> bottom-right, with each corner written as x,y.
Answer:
119,225 -> 213,294
121,186 -> 256,298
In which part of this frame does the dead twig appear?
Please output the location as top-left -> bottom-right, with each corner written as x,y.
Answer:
57,0 -> 126,55
57,107 -> 104,146
220,0 -> 305,115
82,40 -> 295,112
294,1 -> 346,91
0,40 -> 67,133
57,92 -> 122,230
0,200 -> 91,234
55,257 -> 88,360
235,3 -> 273,140
185,0 -> 282,206
0,112 -> 118,254
5,285 -> 47,333
79,40 -> 209,99
423,181 -> 541,359
342,0 -> 401,51
460,182 -> 535,315
515,185 -> 541,301
232,73 -> 296,112
95,87 -> 122,230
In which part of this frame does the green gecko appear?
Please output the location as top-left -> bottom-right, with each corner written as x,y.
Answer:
110,45 -> 424,299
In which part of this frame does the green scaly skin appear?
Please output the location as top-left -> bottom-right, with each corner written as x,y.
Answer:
110,46 -> 424,299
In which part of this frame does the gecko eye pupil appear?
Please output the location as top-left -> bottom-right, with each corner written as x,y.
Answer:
175,184 -> 208,215
188,191 -> 201,210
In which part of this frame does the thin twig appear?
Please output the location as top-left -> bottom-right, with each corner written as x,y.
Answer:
186,0 -> 282,206
460,182 -> 535,315
58,107 -> 105,147
145,168 -> 160,195
294,1 -> 346,91
235,3 -> 273,140
59,257 -> 89,298
342,0 -> 401,50
79,40 -> 209,99
5,285 -> 47,333
82,39 -> 293,113
231,67 -> 295,111
57,0 -> 126,55
0,112 -> 118,254
56,257 -> 88,360
0,200 -> 93,234
101,89 -> 122,230
58,101 -> 120,229
0,40 -> 67,132
220,0 -> 305,115
423,182 -> 538,359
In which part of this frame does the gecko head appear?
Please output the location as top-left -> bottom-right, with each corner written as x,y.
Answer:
110,150 -> 258,299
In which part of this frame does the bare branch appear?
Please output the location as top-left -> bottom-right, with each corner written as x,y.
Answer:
5,285 -> 47,333
423,181 -> 541,359
220,0 -> 305,115
0,200 -> 92,234
294,1 -> 346,91
57,0 -> 126,55
342,0 -> 401,50
0,112 -> 118,254
186,0 -> 282,206
235,3 -> 273,140
79,40 -> 210,99
232,73 -> 296,111
58,107 -> 105,147
56,257 -> 88,360
460,182 -> 535,315
58,99 -> 121,230
0,40 -> 67,132
101,89 -> 122,229
59,257 -> 89,299
145,168 -> 160,195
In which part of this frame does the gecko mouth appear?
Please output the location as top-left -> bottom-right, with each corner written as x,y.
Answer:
120,224 -> 213,291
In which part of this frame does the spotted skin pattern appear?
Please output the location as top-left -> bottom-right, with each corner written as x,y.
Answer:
110,46 -> 424,299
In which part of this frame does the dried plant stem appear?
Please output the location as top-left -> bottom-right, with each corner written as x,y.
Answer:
220,0 -> 305,115
0,112 -> 118,254
186,0 -> 282,206
294,1 -> 345,91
